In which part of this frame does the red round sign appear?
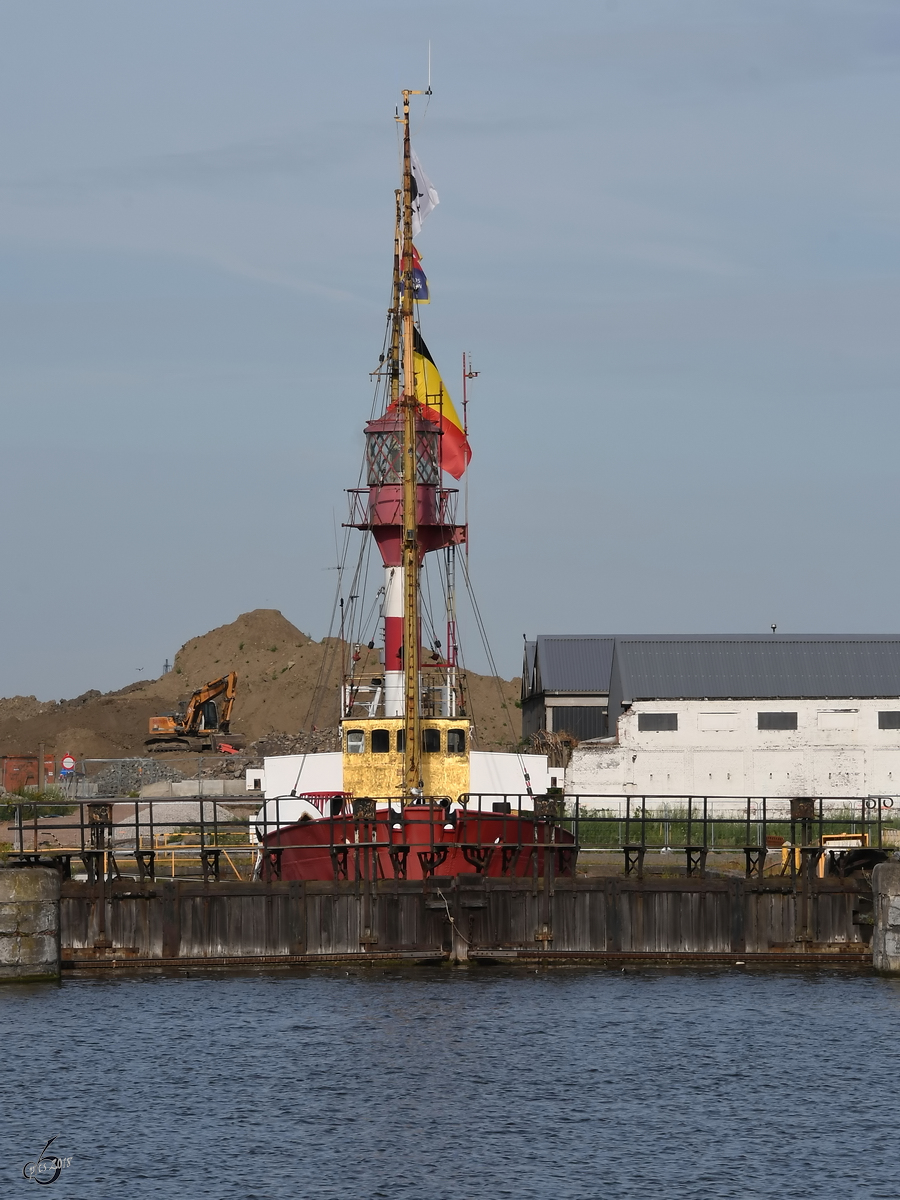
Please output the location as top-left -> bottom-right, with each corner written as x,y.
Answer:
61,755 -> 76,771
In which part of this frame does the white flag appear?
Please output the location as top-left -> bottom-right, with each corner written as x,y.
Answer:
410,149 -> 439,236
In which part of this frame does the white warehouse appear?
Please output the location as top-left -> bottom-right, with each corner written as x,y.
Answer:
522,635 -> 900,802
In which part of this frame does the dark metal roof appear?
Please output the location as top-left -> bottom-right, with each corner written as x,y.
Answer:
522,641 -> 537,700
525,634 -> 900,703
612,636 -> 900,701
533,635 -> 615,694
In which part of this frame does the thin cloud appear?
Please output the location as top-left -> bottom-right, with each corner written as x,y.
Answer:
536,4 -> 900,95
0,125 -> 379,198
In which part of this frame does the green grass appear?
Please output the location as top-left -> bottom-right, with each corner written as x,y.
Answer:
0,786 -> 77,822
569,805 -> 898,849
166,826 -> 247,846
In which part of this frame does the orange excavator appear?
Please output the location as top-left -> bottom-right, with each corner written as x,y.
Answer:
145,672 -> 245,753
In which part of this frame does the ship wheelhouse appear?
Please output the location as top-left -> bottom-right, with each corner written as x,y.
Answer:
341,716 -> 470,800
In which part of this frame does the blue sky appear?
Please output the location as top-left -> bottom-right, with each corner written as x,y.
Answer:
2,0 -> 900,696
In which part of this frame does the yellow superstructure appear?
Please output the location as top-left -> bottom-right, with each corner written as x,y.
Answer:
341,717 -> 470,800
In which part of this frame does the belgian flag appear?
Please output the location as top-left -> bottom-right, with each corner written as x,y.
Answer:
413,330 -> 472,479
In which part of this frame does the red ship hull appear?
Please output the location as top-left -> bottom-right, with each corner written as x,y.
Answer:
259,805 -> 576,882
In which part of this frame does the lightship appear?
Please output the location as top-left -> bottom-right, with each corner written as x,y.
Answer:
255,89 -> 575,883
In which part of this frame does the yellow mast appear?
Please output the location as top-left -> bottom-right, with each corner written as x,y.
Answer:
399,88 -> 423,797
390,191 -> 402,407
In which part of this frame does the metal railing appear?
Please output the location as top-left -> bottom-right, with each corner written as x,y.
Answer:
2,792 -> 896,883
3,796 -> 255,883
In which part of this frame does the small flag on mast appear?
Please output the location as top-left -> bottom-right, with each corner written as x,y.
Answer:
400,244 -> 429,304
410,149 -> 439,236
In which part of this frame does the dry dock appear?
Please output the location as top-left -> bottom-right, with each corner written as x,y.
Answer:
54,872 -> 873,972
2,794 -> 894,975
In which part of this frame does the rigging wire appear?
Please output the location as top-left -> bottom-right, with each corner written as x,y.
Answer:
452,591 -> 476,729
290,512 -> 356,793
300,519 -> 353,725
457,551 -> 533,790
290,279 -> 398,794
351,538 -> 375,647
356,584 -> 384,651
412,93 -> 431,137
420,556 -> 438,650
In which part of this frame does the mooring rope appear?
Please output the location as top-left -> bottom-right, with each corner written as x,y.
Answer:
435,887 -> 471,944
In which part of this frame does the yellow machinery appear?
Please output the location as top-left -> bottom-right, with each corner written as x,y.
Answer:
145,672 -> 244,753
780,832 -> 869,876
817,831 -> 868,877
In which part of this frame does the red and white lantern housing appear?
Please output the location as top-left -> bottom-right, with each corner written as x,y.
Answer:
349,409 -> 466,716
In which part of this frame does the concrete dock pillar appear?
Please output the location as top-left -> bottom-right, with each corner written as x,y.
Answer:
872,862 -> 900,975
0,867 -> 61,983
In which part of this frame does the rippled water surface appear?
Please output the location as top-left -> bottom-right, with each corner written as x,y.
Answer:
2,967 -> 899,1199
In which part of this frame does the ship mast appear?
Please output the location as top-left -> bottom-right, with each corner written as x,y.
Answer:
390,191 -> 402,407
399,88 -> 423,797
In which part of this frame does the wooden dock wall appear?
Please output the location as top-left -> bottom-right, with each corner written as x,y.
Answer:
59,875 -> 874,969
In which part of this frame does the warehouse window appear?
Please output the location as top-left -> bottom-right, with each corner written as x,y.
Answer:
550,707 -> 608,740
371,729 -> 390,753
638,713 -> 678,732
879,711 -> 900,729
758,712 -> 798,730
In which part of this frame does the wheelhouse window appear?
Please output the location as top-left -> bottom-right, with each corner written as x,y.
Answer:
396,730 -> 405,753
346,730 -> 365,754
638,713 -> 678,732
422,728 -> 441,753
447,728 -> 466,754
879,711 -> 900,729
371,729 -> 390,753
758,712 -> 798,730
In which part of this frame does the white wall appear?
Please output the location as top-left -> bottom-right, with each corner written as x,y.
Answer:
469,752 -> 556,808
260,752 -> 343,798
253,749 -> 554,804
567,698 -> 900,805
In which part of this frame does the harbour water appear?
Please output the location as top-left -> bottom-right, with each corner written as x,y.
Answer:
2,968 -> 899,1199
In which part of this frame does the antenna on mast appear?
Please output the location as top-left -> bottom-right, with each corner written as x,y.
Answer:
462,353 -> 478,562
427,41 -> 432,94
462,353 -> 479,430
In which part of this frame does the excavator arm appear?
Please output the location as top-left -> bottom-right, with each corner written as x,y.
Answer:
146,672 -> 242,751
218,672 -> 238,730
180,672 -> 238,734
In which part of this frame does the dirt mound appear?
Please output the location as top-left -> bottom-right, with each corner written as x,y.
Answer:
0,696 -> 56,723
0,610 -> 521,763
